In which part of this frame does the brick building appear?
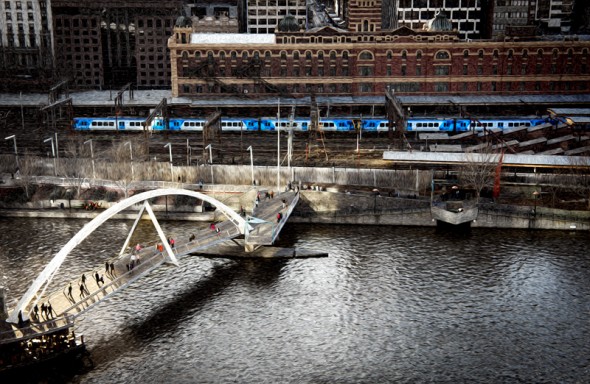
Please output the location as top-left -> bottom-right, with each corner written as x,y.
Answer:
168,2 -> 590,100
51,0 -> 183,89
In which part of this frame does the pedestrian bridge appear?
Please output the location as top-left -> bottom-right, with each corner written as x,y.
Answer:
4,187 -> 298,329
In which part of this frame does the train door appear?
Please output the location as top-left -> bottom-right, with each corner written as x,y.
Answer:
118,121 -> 125,130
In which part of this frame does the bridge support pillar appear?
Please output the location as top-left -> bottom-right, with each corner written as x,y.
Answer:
244,244 -> 255,253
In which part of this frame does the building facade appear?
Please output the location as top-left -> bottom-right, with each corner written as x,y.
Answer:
50,0 -> 182,89
0,0 -> 54,91
168,3 -> 590,100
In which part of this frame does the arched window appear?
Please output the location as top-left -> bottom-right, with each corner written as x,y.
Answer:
463,50 -> 469,58
401,50 -> 407,60
281,51 -> 287,60
219,51 -> 226,60
330,51 -> 336,60
359,51 -> 373,60
253,51 -> 259,59
294,51 -> 299,60
478,49 -> 484,59
522,49 -> 528,58
306,51 -> 312,60
181,51 -> 188,60
387,51 -> 393,60
568,49 -> 574,58
435,50 -> 450,60
343,51 -> 349,59
416,50 -> 422,60
194,51 -> 201,59
508,49 -> 513,59
363,20 -> 369,31
265,51 -> 271,60
231,51 -> 237,60
493,49 -> 499,59
537,49 -> 543,59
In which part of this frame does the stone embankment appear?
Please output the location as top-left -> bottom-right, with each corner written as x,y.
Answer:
1,179 -> 589,231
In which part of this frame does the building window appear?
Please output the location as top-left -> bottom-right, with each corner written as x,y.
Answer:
360,83 -> 373,93
401,65 -> 406,76
416,51 -> 422,60
416,66 -> 421,76
463,65 -> 468,75
387,65 -> 391,76
521,64 -> 527,74
508,50 -> 513,59
463,50 -> 469,58
435,66 -> 449,75
359,51 -> 373,60
477,82 -> 482,91
477,65 -> 483,75
491,82 -> 497,91
359,66 -> 373,76
492,65 -> 497,75
535,63 -> 542,74
434,82 -> 448,92
435,51 -> 450,60
522,49 -> 528,58
478,50 -> 484,59
401,50 -> 407,60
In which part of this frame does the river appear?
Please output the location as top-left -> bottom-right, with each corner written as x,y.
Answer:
1,217 -> 589,383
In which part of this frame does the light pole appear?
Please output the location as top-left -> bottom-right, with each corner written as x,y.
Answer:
54,132 -> 59,160
125,141 -> 134,179
277,98 -> 280,194
4,135 -> 18,169
43,137 -> 56,176
84,139 -> 95,179
186,139 -> 190,166
205,144 -> 214,185
247,146 -> 254,185
164,143 -> 173,181
205,143 -> 213,164
532,190 -> 539,216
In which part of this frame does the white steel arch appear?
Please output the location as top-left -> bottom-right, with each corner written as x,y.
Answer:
7,188 -> 246,324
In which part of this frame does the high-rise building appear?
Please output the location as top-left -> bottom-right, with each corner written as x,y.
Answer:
0,0 -> 54,91
246,0 -> 307,34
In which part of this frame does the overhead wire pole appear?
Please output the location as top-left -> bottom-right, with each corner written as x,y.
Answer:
277,98 -> 281,194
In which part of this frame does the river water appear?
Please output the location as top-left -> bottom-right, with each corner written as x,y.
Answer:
1,217 -> 589,383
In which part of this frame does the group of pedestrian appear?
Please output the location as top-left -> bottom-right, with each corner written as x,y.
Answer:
128,253 -> 141,271
168,237 -> 175,248
32,301 -> 56,321
105,260 -> 116,277
79,274 -> 90,299
94,271 -> 105,287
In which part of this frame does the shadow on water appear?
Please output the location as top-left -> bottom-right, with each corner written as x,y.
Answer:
87,257 -> 286,367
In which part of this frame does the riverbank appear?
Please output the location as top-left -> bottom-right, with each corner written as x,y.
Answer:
1,187 -> 589,231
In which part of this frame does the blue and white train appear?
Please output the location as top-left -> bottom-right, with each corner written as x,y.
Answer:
73,116 -> 552,133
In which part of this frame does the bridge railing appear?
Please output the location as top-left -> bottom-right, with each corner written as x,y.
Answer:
0,314 -> 75,344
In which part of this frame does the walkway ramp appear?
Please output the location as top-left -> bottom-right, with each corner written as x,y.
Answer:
245,190 -> 299,251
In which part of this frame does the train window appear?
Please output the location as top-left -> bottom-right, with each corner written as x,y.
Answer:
110,122 -> 114,126
498,123 -> 503,128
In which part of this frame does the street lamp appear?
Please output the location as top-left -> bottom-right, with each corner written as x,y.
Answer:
84,139 -> 95,179
247,146 -> 254,185
532,190 -> 540,216
125,141 -> 134,179
205,143 -> 213,164
43,137 -> 56,176
164,143 -> 173,181
205,144 -> 214,184
277,98 -> 281,194
4,135 -> 18,168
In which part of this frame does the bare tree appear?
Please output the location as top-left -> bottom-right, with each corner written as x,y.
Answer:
106,141 -> 137,198
565,156 -> 590,209
15,153 -> 43,199
459,145 -> 502,203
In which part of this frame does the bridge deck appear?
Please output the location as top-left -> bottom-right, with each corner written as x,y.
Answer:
245,190 -> 299,247
12,221 -> 242,329
3,190 -> 299,342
